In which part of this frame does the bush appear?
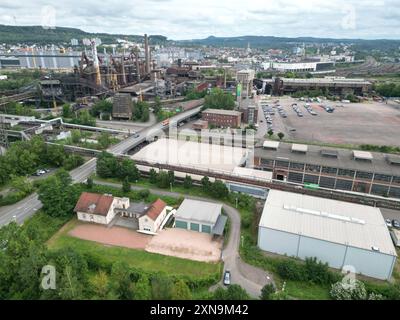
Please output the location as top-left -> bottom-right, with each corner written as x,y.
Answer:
276,259 -> 305,281
330,279 -> 367,300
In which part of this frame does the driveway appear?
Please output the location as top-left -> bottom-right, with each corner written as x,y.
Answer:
94,179 -> 274,298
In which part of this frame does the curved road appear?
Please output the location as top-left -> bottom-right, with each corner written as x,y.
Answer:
93,179 -> 274,298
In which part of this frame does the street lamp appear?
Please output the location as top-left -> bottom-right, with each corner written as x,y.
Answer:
170,182 -> 172,192
235,197 -> 238,208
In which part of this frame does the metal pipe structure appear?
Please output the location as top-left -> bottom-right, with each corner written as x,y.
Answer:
144,34 -> 150,74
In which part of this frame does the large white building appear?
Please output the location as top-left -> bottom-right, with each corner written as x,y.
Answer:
258,190 -> 397,280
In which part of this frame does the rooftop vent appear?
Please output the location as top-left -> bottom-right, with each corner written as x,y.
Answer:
263,141 -> 280,150
353,150 -> 373,161
291,144 -> 308,154
321,149 -> 338,158
387,155 -> 400,166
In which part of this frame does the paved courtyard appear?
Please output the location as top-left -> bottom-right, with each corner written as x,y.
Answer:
146,228 -> 223,262
69,223 -> 152,250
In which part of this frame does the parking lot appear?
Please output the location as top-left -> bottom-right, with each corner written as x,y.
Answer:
258,96 -> 400,146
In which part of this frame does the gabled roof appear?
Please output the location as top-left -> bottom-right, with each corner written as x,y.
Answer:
145,198 -> 167,221
74,192 -> 114,216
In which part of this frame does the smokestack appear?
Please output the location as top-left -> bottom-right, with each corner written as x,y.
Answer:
144,34 -> 150,74
91,39 -> 101,86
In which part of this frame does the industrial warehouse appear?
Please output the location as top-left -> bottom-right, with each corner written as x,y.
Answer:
253,141 -> 400,199
258,190 -> 397,280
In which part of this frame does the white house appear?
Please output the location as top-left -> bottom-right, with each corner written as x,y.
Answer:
74,192 -> 129,225
138,198 -> 168,233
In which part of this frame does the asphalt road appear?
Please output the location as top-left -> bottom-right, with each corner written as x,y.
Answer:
0,107 -> 202,227
94,179 -> 274,298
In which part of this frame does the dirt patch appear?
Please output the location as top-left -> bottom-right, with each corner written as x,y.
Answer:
68,222 -> 152,250
145,228 -> 222,262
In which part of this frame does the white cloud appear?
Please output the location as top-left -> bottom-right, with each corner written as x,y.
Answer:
0,0 -> 398,39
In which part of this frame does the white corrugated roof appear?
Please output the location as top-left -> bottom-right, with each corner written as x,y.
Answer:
233,166 -> 272,181
263,141 -> 280,149
259,190 -> 397,256
353,150 -> 373,160
175,199 -> 222,225
292,144 -> 308,153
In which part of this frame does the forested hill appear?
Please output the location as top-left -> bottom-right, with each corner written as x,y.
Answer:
0,25 -> 168,45
177,35 -> 400,51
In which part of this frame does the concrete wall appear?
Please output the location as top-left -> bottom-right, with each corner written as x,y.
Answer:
77,211 -> 108,224
258,227 -> 299,257
297,236 -> 347,269
343,246 -> 396,280
258,226 -> 396,280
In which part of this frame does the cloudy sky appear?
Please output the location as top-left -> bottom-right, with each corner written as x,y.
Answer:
1,0 -> 399,40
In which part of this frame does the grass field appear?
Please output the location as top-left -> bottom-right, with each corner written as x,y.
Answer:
48,219 -> 222,279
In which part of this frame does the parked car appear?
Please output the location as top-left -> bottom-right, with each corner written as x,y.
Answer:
223,270 -> 231,286
392,219 -> 400,229
386,219 -> 393,228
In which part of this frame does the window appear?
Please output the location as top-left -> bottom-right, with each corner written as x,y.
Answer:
338,169 -> 355,178
335,179 -> 353,191
289,162 -> 305,171
260,158 -> 274,166
305,164 -> 320,173
319,176 -> 335,188
321,166 -> 337,175
355,171 -> 373,180
288,172 -> 303,184
276,160 -> 289,168
392,176 -> 400,185
374,174 -> 392,182
304,174 -> 319,184
389,187 -> 400,199
371,184 -> 389,196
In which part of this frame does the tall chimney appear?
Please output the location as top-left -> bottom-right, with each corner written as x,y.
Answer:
144,34 -> 150,74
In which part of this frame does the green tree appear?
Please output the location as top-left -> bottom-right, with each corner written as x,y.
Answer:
10,175 -> 33,195
210,180 -> 229,199
63,154 -> 84,170
97,132 -> 112,149
119,158 -> 140,182
157,171 -> 171,189
213,284 -> 249,300
90,271 -> 113,300
267,129 -> 274,137
149,168 -> 158,184
201,176 -> 210,190
86,177 -> 94,189
96,152 -> 119,178
62,104 -> 72,118
204,88 -> 235,110
134,275 -> 151,300
151,275 -> 173,300
71,130 -> 82,144
277,132 -> 285,140
110,261 -> 134,300
122,177 -> 131,193
171,280 -> 192,300
183,175 -> 193,189
38,175 -> 82,218
260,283 -> 276,300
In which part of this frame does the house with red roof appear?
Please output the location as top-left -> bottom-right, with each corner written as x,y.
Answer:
138,198 -> 168,233
74,192 -> 168,233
